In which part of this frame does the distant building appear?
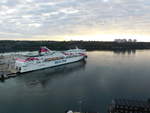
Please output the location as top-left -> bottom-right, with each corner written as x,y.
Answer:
114,39 -> 127,43
114,39 -> 137,43
108,99 -> 150,113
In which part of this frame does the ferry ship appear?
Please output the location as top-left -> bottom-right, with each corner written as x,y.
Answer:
15,47 -> 87,73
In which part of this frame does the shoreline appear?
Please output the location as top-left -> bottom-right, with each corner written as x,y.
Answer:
0,40 -> 150,53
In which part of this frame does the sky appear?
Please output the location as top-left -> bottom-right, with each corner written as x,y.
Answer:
0,0 -> 150,41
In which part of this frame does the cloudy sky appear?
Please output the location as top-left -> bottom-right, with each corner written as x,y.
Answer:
0,0 -> 150,41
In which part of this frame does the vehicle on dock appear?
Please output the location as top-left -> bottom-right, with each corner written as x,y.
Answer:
15,47 -> 87,73
66,110 -> 100,113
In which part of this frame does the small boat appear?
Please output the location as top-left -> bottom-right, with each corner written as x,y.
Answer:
15,47 -> 87,73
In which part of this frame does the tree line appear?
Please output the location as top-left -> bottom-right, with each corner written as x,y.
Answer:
0,40 -> 150,53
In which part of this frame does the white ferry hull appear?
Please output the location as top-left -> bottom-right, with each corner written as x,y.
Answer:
20,56 -> 85,73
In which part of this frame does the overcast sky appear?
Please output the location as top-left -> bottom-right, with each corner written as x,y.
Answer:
0,0 -> 150,41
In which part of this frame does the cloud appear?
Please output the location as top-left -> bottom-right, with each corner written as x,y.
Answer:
42,12 -> 59,17
0,32 -> 23,36
59,7 -> 79,14
102,0 -> 109,3
0,0 -> 150,41
28,23 -> 42,28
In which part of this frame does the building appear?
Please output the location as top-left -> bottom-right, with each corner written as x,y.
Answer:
114,39 -> 137,43
114,39 -> 127,43
108,99 -> 150,113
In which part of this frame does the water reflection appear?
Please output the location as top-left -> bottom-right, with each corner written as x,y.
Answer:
1,51 -> 150,113
16,60 -> 86,87
113,49 -> 136,55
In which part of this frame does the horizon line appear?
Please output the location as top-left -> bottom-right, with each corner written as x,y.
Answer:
0,39 -> 149,42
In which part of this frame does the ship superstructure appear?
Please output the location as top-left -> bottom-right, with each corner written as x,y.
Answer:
15,47 -> 87,73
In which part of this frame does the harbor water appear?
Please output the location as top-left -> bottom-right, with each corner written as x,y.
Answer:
0,50 -> 150,113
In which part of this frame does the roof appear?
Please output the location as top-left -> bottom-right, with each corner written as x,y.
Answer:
112,99 -> 150,108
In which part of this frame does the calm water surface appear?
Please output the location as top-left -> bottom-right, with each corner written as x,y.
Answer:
1,50 -> 150,113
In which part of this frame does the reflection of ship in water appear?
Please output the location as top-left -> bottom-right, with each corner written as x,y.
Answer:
113,49 -> 136,55
16,60 -> 86,87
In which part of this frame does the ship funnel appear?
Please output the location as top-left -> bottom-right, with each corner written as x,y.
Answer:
39,46 -> 51,54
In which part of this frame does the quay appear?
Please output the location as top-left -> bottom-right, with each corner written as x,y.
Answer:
0,50 -> 40,80
0,54 -> 18,80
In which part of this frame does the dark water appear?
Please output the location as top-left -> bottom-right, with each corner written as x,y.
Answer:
1,50 -> 150,113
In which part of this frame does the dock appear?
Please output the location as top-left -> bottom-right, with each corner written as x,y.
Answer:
0,54 -> 18,80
